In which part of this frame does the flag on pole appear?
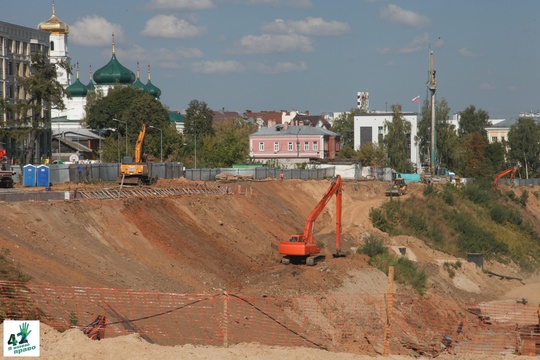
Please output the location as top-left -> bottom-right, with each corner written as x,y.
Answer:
412,95 -> 420,103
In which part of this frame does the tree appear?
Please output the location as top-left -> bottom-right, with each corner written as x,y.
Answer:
507,117 -> 540,178
330,108 -> 364,148
358,142 -> 386,167
458,105 -> 490,141
184,99 -> 214,139
85,87 -> 172,162
337,145 -> 357,159
199,119 -> 257,168
416,97 -> 458,170
483,141 -> 507,176
457,132 -> 487,178
383,104 -> 413,172
0,51 -> 68,164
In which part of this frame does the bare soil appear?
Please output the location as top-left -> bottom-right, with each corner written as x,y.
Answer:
1,178 -> 539,359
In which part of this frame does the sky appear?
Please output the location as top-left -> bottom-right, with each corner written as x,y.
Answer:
3,0 -> 540,119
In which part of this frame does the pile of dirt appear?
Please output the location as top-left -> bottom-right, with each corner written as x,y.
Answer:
0,323 -> 526,360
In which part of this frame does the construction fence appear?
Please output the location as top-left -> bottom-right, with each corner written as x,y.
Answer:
0,281 -> 538,356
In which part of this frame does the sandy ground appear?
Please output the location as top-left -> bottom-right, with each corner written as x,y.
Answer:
2,323 -> 539,360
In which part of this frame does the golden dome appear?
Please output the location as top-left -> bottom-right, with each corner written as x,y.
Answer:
38,2 -> 69,34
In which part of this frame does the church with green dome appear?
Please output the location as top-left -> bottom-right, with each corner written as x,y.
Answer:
39,3 -> 162,136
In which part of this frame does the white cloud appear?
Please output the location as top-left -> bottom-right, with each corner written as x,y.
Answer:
262,17 -> 350,36
141,15 -> 205,38
192,60 -> 245,73
376,47 -> 391,55
252,61 -> 308,73
235,34 -> 314,54
479,83 -> 495,90
70,15 -> 124,47
146,0 -> 214,11
236,0 -> 313,8
380,4 -> 432,28
398,33 -> 430,54
117,44 -> 204,70
507,85 -> 517,92
458,47 -> 482,57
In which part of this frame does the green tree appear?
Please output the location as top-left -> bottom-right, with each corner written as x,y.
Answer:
184,99 -> 214,139
0,52 -> 68,164
384,104 -> 413,172
416,98 -> 458,170
483,141 -> 507,176
85,87 -> 172,162
358,142 -> 387,167
507,117 -> 540,178
331,108 -> 364,148
85,86 -> 139,130
199,119 -> 257,168
337,145 -> 357,159
458,105 -> 490,141
458,132 -> 487,178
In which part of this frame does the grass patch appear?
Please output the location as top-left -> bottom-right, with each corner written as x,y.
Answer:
357,236 -> 427,295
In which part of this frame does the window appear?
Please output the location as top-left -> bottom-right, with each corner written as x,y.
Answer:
501,136 -> 505,142
288,142 -> 293,151
304,141 -> 309,151
492,137 -> 497,143
313,141 -> 318,151
259,142 -> 264,151
50,41 -> 54,51
274,142 -> 279,152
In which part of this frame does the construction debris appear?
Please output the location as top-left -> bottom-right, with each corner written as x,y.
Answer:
215,173 -> 253,182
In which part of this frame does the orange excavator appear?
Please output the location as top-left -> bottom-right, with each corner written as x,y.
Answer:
279,175 -> 346,266
492,166 -> 517,189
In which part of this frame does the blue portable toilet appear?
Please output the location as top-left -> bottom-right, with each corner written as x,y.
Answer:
37,165 -> 50,187
23,164 -> 37,187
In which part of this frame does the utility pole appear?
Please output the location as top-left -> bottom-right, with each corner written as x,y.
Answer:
428,50 -> 437,175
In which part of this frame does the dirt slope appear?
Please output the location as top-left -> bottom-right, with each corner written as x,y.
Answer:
0,178 -> 534,303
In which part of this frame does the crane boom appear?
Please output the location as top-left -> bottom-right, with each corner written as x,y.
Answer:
279,175 -> 345,265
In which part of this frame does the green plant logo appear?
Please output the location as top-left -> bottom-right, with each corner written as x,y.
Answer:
3,320 -> 40,357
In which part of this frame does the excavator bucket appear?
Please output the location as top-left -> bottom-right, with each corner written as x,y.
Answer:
82,315 -> 107,340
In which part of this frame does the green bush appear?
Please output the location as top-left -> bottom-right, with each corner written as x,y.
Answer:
369,208 -> 392,233
490,203 -> 522,226
370,254 -> 427,295
357,235 -> 387,258
463,184 -> 493,206
490,204 -> 508,224
442,188 -> 455,206
519,190 -> 529,207
423,184 -> 436,196
395,257 -> 427,295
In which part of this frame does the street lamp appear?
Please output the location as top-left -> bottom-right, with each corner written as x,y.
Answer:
194,132 -> 197,169
112,118 -> 128,158
149,125 -> 163,162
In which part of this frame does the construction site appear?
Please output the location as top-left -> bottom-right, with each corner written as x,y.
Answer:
0,177 -> 539,359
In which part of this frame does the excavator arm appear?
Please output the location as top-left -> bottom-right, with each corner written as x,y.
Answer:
493,166 -> 517,189
134,124 -> 146,163
301,175 -> 342,248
